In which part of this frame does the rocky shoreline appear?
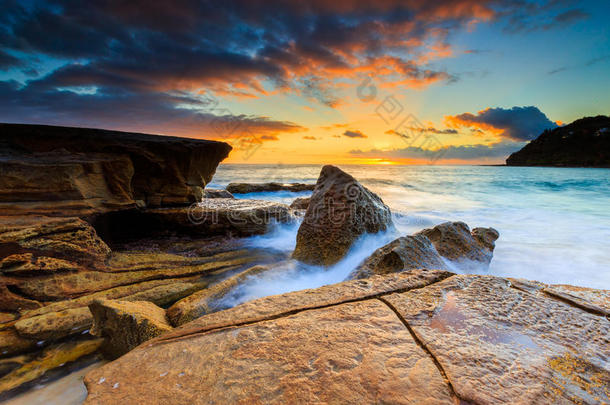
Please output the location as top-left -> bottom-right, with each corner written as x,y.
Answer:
1,124 -> 608,403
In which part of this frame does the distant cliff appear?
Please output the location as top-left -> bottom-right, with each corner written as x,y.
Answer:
506,116 -> 610,167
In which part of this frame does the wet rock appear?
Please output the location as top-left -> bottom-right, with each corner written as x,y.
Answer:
167,265 -> 271,326
0,338 -> 102,396
0,216 -> 111,266
292,165 -> 393,266
0,330 -> 36,358
0,123 -> 232,216
203,189 -> 234,199
89,300 -> 173,359
226,182 -> 314,194
348,234 -> 448,279
383,275 -> 610,404
84,300 -> 454,404
289,196 -> 310,210
416,221 -> 498,266
15,307 -> 92,341
141,198 -> 293,237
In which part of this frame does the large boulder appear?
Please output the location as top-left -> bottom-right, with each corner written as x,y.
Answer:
292,165 -> 393,266
0,123 -> 232,217
349,234 -> 448,279
350,222 -> 500,279
226,182 -> 314,194
416,221 -> 498,266
89,299 -> 173,359
83,272 -> 609,404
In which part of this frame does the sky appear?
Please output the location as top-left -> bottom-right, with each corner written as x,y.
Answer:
1,0 -> 609,164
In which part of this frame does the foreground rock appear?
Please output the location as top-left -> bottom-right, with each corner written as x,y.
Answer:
292,165 -> 393,266
203,189 -> 234,199
506,115 -> 610,167
84,271 -> 609,404
167,265 -> 271,326
89,299 -> 173,359
226,182 -> 314,194
0,123 -> 232,216
416,221 -> 499,267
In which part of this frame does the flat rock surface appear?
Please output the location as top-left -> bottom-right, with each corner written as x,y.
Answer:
85,300 -> 454,405
226,182 -> 315,194
384,275 -> 610,404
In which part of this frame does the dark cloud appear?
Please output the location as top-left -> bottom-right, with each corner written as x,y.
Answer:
549,55 -> 610,75
343,130 -> 367,138
0,49 -> 21,69
303,135 -> 318,140
501,3 -> 589,33
445,106 -> 557,141
350,141 -> 523,161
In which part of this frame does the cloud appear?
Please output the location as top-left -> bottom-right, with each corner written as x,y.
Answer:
350,141 -> 523,161
0,80 -> 305,141
343,130 -> 367,138
303,135 -> 318,140
548,55 -> 610,75
445,106 -> 557,141
260,134 -> 280,141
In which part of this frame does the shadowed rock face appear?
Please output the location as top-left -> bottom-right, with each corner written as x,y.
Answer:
83,271 -> 609,405
292,165 -> 393,266
0,123 -> 232,216
506,115 -> 610,167
289,196 -> 310,210
226,182 -> 314,194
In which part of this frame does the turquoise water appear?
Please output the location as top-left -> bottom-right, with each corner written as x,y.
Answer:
210,164 -> 610,291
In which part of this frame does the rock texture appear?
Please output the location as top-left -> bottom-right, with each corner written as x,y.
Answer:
289,196 -> 310,210
167,265 -> 271,326
138,198 -> 293,237
349,234 -> 448,279
85,300 -> 454,405
226,182 -> 314,194
89,299 -> 173,359
506,115 -> 610,167
292,165 -> 393,266
0,216 -> 111,270
0,123 -> 232,216
203,189 -> 234,199
84,272 -> 609,404
416,221 -> 498,268
383,275 -> 610,404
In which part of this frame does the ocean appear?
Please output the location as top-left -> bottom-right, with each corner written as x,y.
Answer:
207,164 -> 610,304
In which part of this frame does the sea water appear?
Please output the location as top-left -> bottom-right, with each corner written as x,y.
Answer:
208,164 -> 610,305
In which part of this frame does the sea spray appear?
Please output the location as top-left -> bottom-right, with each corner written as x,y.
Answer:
218,226 -> 399,309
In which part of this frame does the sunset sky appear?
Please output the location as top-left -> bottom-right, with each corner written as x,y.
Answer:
1,0 -> 609,164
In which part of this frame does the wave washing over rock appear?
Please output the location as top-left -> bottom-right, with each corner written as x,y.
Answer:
0,124 -> 608,404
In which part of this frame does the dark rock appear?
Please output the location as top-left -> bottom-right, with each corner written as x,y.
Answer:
139,198 -> 293,237
506,115 -> 610,167
89,299 -> 173,359
203,189 -> 234,199
226,182 -> 314,194
0,123 -> 232,216
289,196 -> 310,210
292,165 -> 393,266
